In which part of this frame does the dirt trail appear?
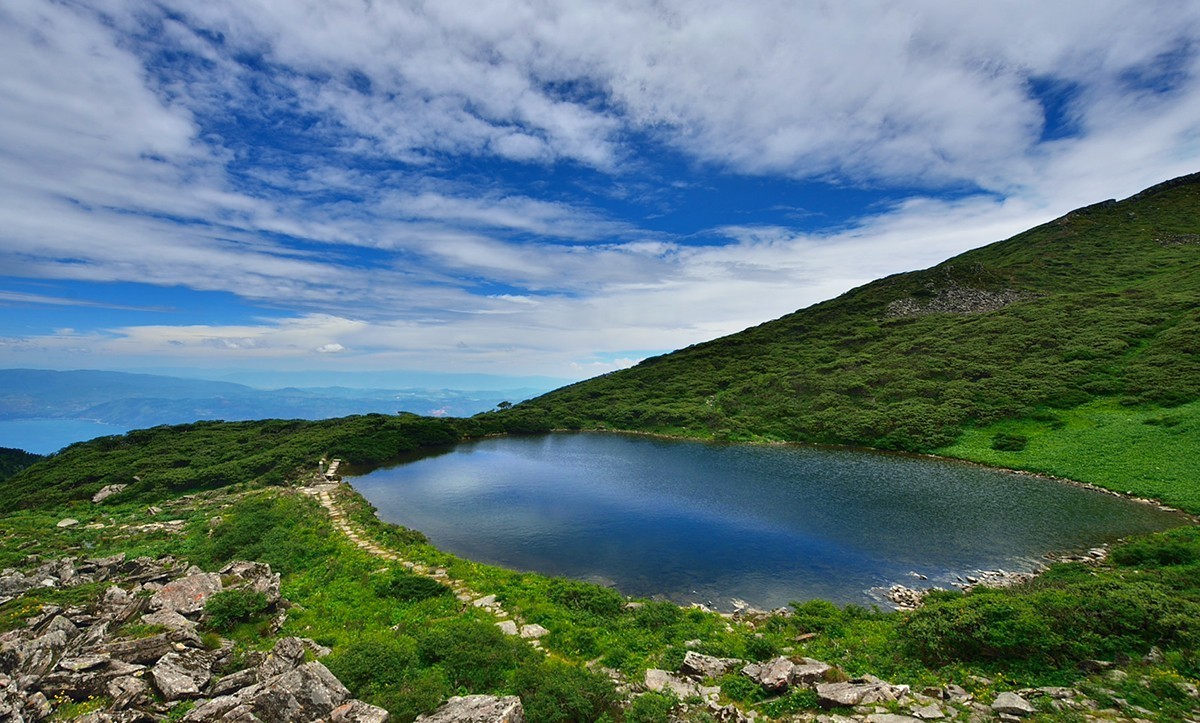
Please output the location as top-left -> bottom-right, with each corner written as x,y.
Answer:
299,466 -> 548,651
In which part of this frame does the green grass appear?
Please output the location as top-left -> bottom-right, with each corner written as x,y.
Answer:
939,399 -> 1200,512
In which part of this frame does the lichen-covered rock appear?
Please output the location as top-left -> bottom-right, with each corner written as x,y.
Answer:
741,656 -> 795,691
331,699 -> 391,722
92,484 -> 127,504
150,572 -> 223,615
256,637 -> 308,680
991,691 -> 1035,717
152,649 -> 216,700
789,657 -> 833,685
644,668 -> 700,698
415,695 -> 525,723
816,676 -> 910,707
680,651 -> 743,680
221,561 -> 281,606
518,624 -> 548,639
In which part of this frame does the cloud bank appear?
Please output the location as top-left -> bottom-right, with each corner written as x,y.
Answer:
3,1 -> 1200,378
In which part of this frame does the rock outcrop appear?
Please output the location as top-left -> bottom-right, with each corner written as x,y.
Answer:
0,555 -> 386,723
415,694 -> 524,722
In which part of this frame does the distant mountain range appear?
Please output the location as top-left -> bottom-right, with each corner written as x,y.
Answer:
0,369 -> 545,428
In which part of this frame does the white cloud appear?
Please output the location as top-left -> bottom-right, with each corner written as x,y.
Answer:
3,1 -> 1200,379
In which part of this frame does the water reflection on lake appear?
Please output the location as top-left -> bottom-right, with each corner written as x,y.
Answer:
349,433 -> 1188,609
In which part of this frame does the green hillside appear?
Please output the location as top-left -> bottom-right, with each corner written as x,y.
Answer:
509,173 -> 1200,509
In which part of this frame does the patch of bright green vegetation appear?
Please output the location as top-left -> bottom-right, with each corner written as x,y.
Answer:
939,398 -> 1200,512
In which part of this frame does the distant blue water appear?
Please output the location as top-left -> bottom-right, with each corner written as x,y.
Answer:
351,433 -> 1189,609
0,419 -> 131,454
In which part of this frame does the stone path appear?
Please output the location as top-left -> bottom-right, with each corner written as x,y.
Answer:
299,467 -> 548,653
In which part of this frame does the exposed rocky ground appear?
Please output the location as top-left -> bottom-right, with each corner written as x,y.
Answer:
633,649 -> 1200,723
885,283 -> 1034,318
0,553 -> 389,722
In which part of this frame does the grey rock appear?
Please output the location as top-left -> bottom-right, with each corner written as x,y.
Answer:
107,674 -> 151,710
56,653 -> 111,672
0,628 -> 70,679
518,624 -> 549,639
258,661 -> 350,722
790,656 -> 833,685
415,695 -> 525,723
816,677 -> 910,707
991,691 -> 1036,717
680,650 -> 743,680
911,704 -> 946,720
141,609 -> 196,631
866,715 -> 922,723
38,659 -> 146,700
495,620 -> 518,636
644,668 -> 700,699
221,562 -> 281,606
256,637 -> 308,680
150,572 -> 223,615
152,649 -> 216,700
103,633 -> 176,664
212,668 -> 259,696
56,518 -> 79,528
742,656 -> 794,691
92,484 -> 128,504
331,699 -> 391,722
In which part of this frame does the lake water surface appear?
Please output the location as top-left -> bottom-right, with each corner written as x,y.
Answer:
350,433 -> 1188,609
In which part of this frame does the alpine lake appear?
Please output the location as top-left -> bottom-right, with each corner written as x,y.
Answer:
348,433 -> 1189,610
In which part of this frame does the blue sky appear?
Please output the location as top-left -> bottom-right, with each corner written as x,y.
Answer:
4,1 -> 1200,387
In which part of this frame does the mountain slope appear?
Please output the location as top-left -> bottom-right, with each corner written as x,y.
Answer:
511,174 -> 1200,457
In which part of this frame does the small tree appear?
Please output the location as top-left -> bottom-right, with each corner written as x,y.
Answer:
496,401 -> 513,411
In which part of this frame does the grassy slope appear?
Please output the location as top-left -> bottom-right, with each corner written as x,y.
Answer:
509,174 -> 1200,510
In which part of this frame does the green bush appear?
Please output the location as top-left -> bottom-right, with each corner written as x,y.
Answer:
327,634 -> 420,692
203,589 -> 269,632
624,691 -> 677,723
512,659 -> 620,723
416,618 -> 536,690
990,432 -> 1028,451
546,578 -> 624,618
373,572 -> 452,602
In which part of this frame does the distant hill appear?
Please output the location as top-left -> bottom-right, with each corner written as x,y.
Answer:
0,369 -> 541,429
510,174 -> 1200,457
0,447 -> 42,482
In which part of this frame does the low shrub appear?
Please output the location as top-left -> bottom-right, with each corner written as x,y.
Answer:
203,589 -> 269,632
373,571 -> 452,602
990,432 -> 1028,451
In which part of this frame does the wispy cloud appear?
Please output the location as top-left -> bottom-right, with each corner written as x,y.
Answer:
2,1 -> 1200,378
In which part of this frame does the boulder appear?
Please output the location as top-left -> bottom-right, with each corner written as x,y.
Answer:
518,624 -> 549,640
789,657 -> 833,685
107,674 -> 151,710
0,628 -> 70,679
644,668 -> 700,699
221,561 -> 282,606
495,620 -> 519,636
212,667 -> 260,696
56,518 -> 79,528
331,699 -> 391,722
92,484 -> 127,503
256,637 -> 309,680
103,633 -> 176,664
152,649 -> 216,700
38,659 -> 146,700
415,695 -> 525,723
865,715 -> 922,723
741,656 -> 794,691
680,651 -> 743,680
150,572 -> 223,615
816,676 -> 910,707
991,691 -> 1035,717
